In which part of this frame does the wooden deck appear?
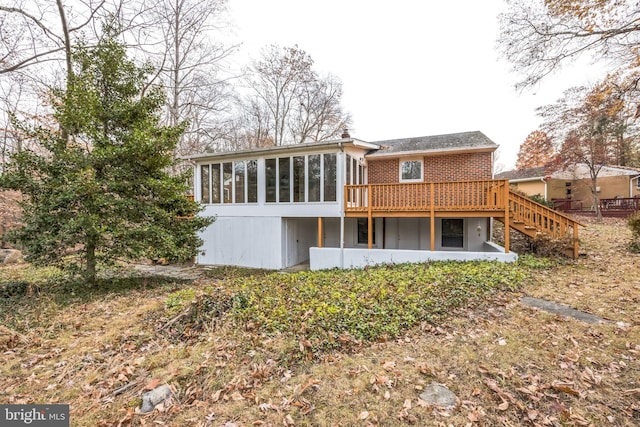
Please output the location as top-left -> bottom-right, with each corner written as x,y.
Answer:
344,180 -> 582,258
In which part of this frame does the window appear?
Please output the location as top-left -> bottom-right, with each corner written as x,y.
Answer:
223,162 -> 232,203
308,154 -> 321,202
265,158 -> 276,203
279,157 -> 290,202
346,155 -> 352,185
636,178 -> 640,190
400,159 -> 423,182
234,161 -> 245,203
293,156 -> 305,202
247,160 -> 258,203
200,165 -> 210,204
441,219 -> 464,248
357,218 -> 375,245
324,153 -> 337,202
211,164 -> 221,203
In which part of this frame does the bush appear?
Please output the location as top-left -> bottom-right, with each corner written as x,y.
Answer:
628,212 -> 640,252
528,194 -> 555,209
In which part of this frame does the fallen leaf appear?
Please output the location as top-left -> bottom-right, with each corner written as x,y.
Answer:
497,401 -> 509,411
359,411 -> 369,420
144,378 -> 162,391
382,360 -> 396,371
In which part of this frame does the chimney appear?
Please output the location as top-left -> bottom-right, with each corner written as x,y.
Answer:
341,128 -> 350,139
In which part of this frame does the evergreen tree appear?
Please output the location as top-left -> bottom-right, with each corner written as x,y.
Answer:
0,33 -> 213,283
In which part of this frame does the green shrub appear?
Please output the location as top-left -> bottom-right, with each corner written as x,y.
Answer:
528,194 -> 555,209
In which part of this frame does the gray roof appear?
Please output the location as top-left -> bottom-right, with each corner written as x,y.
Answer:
495,166 -> 548,180
366,131 -> 497,158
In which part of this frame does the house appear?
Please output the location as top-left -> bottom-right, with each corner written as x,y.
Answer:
186,131 -> 581,270
497,164 -> 640,211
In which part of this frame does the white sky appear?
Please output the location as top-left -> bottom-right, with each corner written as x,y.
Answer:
226,0 -> 604,170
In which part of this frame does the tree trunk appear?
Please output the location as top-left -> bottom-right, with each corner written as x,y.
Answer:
86,237 -> 97,284
592,177 -> 602,222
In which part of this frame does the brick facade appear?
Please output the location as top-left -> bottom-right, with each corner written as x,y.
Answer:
368,152 -> 493,184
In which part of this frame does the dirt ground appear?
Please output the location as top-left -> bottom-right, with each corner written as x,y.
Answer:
0,217 -> 638,426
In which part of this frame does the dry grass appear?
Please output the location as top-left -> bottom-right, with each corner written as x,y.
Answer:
0,218 -> 638,426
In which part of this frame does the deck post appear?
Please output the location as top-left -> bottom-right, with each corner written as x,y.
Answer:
430,182 -> 435,251
367,186 -> 373,249
317,217 -> 323,248
504,184 -> 510,254
573,224 -> 579,259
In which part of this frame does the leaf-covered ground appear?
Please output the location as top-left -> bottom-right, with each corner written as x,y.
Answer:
0,218 -> 638,426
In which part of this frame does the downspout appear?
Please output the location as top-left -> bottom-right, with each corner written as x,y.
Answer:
540,177 -> 548,200
338,142 -> 345,269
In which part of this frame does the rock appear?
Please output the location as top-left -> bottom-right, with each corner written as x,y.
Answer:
0,249 -> 23,264
419,382 -> 457,409
140,384 -> 172,413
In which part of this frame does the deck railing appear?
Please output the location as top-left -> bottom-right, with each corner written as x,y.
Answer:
509,191 -> 580,239
600,197 -> 640,212
344,179 -> 509,213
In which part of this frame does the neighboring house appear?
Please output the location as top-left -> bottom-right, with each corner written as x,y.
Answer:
497,164 -> 640,210
187,131 -> 581,270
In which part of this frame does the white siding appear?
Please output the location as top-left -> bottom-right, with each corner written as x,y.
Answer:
197,217 -> 283,269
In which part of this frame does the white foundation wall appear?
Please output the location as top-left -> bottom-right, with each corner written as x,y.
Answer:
309,247 -> 517,270
197,216 -> 283,269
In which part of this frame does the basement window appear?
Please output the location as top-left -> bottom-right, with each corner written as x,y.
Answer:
357,218 -> 375,245
441,218 -> 464,248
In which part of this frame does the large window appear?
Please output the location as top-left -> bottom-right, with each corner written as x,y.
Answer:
279,157 -> 291,202
200,165 -> 210,204
324,153 -> 336,201
308,154 -> 321,202
211,164 -> 221,203
234,161 -> 245,203
293,156 -> 305,202
199,160 -> 256,204
247,160 -> 258,203
223,162 -> 233,203
266,153 -> 337,203
441,219 -> 464,248
400,159 -> 423,182
265,158 -> 276,203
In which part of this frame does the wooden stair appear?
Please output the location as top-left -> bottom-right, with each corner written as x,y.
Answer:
498,191 -> 584,258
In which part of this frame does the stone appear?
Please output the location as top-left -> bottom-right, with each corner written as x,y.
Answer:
521,296 -> 608,324
140,384 -> 172,413
419,382 -> 457,409
0,249 -> 23,264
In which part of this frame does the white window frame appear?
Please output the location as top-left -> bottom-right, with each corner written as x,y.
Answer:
399,157 -> 424,182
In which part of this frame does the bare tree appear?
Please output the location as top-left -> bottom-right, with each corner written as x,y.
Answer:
243,44 -> 351,147
290,74 -> 351,144
142,0 -> 236,157
497,0 -> 640,89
